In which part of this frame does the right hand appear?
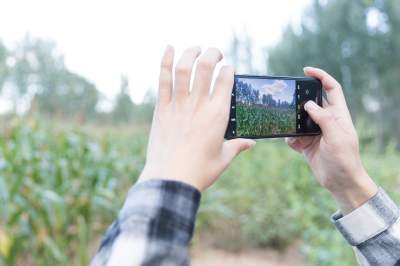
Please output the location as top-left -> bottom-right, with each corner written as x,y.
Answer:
138,46 -> 255,192
286,67 -> 377,214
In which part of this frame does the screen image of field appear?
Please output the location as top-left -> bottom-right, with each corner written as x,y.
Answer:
236,78 -> 296,137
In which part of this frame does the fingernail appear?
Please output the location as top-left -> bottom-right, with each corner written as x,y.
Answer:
304,100 -> 318,111
303,66 -> 311,71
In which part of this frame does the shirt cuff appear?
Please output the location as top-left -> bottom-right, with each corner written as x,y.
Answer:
331,188 -> 399,246
119,179 -> 201,242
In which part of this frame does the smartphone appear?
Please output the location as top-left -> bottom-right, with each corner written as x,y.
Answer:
225,75 -> 322,139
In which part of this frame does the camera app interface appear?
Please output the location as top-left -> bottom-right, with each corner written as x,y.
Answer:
235,77 -> 296,137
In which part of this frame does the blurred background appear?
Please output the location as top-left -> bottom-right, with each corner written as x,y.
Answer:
0,0 -> 399,265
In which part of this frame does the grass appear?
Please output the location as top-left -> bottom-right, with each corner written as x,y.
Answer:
236,103 -> 296,137
0,118 -> 399,265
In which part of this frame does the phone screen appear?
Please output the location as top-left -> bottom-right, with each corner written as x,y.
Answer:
225,75 -> 322,139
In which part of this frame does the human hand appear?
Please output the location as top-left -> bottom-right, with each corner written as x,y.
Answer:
139,46 -> 255,191
286,67 -> 377,214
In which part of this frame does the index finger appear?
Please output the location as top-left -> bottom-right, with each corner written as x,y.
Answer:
304,67 -> 346,106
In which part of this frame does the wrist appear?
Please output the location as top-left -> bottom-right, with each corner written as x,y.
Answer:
138,166 -> 203,192
330,169 -> 378,215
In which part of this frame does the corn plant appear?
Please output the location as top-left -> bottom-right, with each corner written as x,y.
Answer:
0,119 -> 146,265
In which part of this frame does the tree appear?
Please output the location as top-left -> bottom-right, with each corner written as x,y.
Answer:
228,31 -> 256,74
0,40 -> 8,93
266,0 -> 400,149
111,76 -> 135,124
135,89 -> 155,123
9,36 -> 65,113
33,70 -> 99,121
6,36 -> 100,120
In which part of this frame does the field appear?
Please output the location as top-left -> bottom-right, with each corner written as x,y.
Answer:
236,103 -> 296,137
0,119 -> 400,266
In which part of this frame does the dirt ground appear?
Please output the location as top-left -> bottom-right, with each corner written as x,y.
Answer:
191,242 -> 304,266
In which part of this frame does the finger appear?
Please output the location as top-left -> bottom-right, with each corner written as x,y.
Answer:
285,136 -> 315,153
303,67 -> 346,106
285,137 -> 304,153
223,138 -> 256,163
322,97 -> 329,107
158,45 -> 175,107
211,65 -> 234,111
304,100 -> 336,138
191,48 -> 223,100
174,47 -> 202,102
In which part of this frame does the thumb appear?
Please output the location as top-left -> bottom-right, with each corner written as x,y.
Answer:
304,100 -> 335,138
223,138 -> 256,162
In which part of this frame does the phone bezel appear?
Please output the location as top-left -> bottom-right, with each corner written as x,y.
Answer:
225,74 -> 323,139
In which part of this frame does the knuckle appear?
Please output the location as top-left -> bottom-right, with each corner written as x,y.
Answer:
221,65 -> 234,73
325,112 -> 334,121
197,58 -> 215,70
175,65 -> 191,76
160,59 -> 172,69
219,78 -> 232,90
159,75 -> 170,85
320,111 -> 333,122
219,66 -> 234,82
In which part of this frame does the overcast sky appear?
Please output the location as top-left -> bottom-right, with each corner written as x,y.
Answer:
0,0 -> 311,104
239,78 -> 295,103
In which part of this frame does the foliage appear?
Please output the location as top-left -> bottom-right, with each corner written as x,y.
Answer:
4,36 -> 99,118
0,41 -> 8,91
0,36 -> 155,125
109,77 -> 155,125
0,119 -> 399,266
1,2 -> 400,263
199,138 -> 400,266
228,32 -> 257,74
236,104 -> 295,136
0,119 -> 145,265
235,78 -> 296,136
267,0 -> 400,149
111,76 -> 136,124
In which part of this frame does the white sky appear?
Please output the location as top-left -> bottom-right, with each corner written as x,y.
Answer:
0,0 -> 311,105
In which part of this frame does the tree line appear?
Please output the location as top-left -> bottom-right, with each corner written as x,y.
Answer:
3,0 -> 400,148
229,0 -> 400,150
236,80 -> 295,109
0,36 -> 154,124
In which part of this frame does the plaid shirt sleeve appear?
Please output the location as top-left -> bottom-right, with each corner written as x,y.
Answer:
90,179 -> 201,266
332,188 -> 400,266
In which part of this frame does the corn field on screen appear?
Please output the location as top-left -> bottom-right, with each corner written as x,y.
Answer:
235,77 -> 296,137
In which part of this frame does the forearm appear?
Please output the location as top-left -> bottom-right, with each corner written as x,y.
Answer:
330,170 -> 378,215
90,179 -> 201,266
332,187 -> 400,265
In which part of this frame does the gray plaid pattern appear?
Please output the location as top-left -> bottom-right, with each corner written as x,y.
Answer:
332,188 -> 400,266
90,179 -> 200,266
91,180 -> 399,266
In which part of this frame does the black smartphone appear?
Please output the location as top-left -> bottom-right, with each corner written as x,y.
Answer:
225,75 -> 323,139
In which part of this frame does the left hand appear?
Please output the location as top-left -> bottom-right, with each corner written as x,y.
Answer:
285,67 -> 377,214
